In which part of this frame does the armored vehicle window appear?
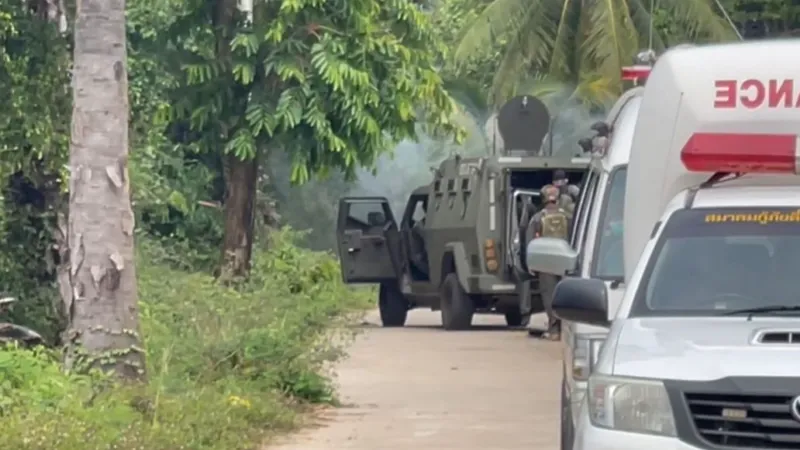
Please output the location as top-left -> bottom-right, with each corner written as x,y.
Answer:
631,208 -> 800,317
591,167 -> 626,280
412,200 -> 426,223
346,201 -> 390,232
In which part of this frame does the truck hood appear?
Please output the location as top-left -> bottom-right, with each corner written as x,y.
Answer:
612,317 -> 800,380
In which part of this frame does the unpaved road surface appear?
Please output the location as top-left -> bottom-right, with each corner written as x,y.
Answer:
270,309 -> 563,450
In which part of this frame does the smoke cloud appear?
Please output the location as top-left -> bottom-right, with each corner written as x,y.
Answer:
348,111 -> 489,218
269,84 -> 612,250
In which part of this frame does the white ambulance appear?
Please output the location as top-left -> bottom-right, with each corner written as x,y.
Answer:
557,84 -> 644,450
529,39 -> 800,450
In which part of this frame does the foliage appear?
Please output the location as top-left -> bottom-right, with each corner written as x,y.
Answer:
720,0 -> 800,37
430,0 -> 496,117
446,0 -> 738,106
162,0 -> 464,185
0,3 -> 70,183
127,0 -> 227,269
0,229 -> 373,449
0,3 -> 71,342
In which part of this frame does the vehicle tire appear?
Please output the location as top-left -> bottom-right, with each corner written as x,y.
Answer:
561,378 -> 574,450
504,310 -> 531,327
379,282 -> 408,327
440,273 -> 474,330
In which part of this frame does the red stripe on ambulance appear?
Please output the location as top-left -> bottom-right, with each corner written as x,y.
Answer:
714,80 -> 800,109
680,133 -> 800,174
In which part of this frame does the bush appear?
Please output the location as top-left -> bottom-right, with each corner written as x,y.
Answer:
0,228 -> 372,449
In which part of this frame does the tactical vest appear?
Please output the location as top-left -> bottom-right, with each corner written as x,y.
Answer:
540,208 -> 569,240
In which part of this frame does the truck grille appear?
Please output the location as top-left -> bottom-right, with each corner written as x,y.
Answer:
685,392 -> 800,448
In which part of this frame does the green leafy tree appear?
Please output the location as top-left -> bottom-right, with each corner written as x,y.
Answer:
430,0 -> 496,118
158,0 -> 463,278
449,0 -> 737,106
721,0 -> 800,37
0,1 -> 71,340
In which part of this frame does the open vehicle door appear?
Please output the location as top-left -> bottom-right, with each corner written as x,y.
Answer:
336,197 -> 401,284
509,189 -> 540,276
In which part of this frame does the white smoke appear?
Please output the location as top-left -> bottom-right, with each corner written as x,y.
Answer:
349,111 -> 489,218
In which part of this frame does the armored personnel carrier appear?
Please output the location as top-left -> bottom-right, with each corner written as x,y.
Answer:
336,95 -> 588,329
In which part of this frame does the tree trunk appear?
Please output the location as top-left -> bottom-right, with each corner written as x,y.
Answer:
216,0 -> 259,280
65,0 -> 145,379
220,154 -> 259,280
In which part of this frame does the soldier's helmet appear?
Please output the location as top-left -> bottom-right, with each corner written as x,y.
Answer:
552,169 -> 567,186
543,186 -> 560,203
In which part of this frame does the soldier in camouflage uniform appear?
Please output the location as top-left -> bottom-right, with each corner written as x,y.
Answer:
542,169 -> 578,218
527,185 -> 572,340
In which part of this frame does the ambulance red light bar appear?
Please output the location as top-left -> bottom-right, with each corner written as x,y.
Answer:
680,132 -> 800,174
621,65 -> 651,82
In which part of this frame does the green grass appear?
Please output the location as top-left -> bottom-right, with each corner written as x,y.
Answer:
0,228 -> 373,449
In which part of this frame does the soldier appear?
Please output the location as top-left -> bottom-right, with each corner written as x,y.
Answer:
527,186 -> 571,340
543,169 -> 578,217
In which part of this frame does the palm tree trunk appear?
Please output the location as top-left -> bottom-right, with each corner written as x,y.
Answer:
65,0 -> 145,380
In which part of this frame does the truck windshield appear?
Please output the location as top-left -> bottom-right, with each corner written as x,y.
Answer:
631,208 -> 800,316
591,167 -> 626,279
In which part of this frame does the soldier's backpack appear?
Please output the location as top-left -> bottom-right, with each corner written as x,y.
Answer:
540,209 -> 569,239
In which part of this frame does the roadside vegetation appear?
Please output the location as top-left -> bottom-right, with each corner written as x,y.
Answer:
0,229 -> 372,449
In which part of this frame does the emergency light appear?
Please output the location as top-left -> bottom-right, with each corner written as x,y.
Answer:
680,132 -> 800,174
621,65 -> 651,83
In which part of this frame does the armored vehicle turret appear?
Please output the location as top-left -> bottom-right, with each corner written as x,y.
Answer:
336,95 -> 589,329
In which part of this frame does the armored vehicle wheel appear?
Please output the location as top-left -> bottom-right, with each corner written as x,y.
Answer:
440,273 -> 474,330
379,282 -> 408,327
504,310 -> 531,327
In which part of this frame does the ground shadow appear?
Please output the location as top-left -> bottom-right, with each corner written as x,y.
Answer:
356,323 -> 533,333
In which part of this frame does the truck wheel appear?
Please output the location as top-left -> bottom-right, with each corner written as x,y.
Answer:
440,273 -> 474,330
379,282 -> 408,327
504,310 -> 531,327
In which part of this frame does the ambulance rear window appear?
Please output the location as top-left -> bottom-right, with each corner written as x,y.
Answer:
630,207 -> 800,317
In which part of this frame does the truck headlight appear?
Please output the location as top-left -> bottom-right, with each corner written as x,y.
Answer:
573,336 -> 605,380
588,374 -> 676,436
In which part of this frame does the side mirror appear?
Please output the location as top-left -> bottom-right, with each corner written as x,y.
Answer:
526,237 -> 577,275
552,278 -> 609,326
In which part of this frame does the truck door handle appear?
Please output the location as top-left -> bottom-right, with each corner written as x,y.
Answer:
347,247 -> 360,253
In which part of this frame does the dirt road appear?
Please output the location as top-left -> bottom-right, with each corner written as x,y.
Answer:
270,309 -> 563,450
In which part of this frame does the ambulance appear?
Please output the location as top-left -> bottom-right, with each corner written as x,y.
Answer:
556,84 -> 645,450
528,39 -> 800,450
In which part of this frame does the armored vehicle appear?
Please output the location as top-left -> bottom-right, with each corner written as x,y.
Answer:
336,95 -> 588,330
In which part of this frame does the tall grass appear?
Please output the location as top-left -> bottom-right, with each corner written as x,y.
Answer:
0,228 -> 372,449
